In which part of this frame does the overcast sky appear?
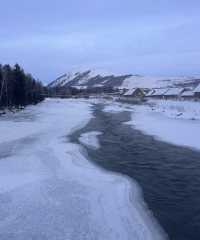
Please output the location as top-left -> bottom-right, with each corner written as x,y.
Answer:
1,0 -> 200,83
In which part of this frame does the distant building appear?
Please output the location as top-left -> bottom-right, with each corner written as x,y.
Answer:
142,88 -> 152,96
145,89 -> 156,97
181,89 -> 194,100
194,84 -> 200,98
163,88 -> 184,100
149,88 -> 169,99
124,88 -> 145,98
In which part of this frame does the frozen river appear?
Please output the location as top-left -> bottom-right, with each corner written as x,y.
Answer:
0,99 -> 165,240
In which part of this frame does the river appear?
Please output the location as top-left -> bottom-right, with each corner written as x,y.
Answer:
71,103 -> 200,240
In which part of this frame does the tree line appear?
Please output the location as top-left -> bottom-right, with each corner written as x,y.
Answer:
0,64 -> 44,108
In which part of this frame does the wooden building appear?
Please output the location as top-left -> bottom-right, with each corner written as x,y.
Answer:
124,88 -> 145,98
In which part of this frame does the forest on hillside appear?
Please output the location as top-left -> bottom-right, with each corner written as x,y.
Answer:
0,64 -> 44,109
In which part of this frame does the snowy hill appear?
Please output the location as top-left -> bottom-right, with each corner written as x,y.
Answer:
121,75 -> 200,89
48,70 -> 200,90
48,70 -> 131,89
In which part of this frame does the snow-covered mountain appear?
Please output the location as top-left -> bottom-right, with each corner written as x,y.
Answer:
48,70 -> 200,89
48,70 -> 132,89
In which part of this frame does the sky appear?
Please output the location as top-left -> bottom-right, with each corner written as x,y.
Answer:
1,0 -> 200,83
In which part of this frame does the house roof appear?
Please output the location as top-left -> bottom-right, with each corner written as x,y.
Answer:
124,88 -> 135,96
163,88 -> 184,96
194,84 -> 200,93
124,88 -> 145,96
145,90 -> 155,96
151,88 -> 169,96
181,90 -> 194,97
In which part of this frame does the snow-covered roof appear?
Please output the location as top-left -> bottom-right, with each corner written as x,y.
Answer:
124,88 -> 145,96
145,90 -> 155,96
151,88 -> 169,96
181,90 -> 194,97
164,88 -> 184,96
124,88 -> 136,96
194,84 -> 200,93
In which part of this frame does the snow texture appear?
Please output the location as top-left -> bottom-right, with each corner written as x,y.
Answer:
104,102 -> 135,113
0,99 -> 165,240
49,68 -> 200,90
49,73 -> 74,87
79,131 -> 102,150
163,88 -> 183,96
121,75 -> 196,89
151,88 -> 169,96
181,90 -> 194,97
104,105 -> 124,113
148,100 -> 200,121
130,100 -> 200,150
49,69 -> 113,88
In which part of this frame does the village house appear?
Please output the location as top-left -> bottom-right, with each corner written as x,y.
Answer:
145,89 -> 156,97
194,84 -> 200,99
163,88 -> 184,100
180,89 -> 195,100
148,88 -> 169,99
124,88 -> 145,98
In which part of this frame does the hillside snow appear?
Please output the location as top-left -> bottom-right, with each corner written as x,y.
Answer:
48,69 -> 200,90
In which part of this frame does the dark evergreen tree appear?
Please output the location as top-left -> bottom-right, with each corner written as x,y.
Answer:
2,65 -> 14,107
0,63 -> 44,109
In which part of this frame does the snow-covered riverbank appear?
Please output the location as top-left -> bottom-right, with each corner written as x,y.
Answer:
103,99 -> 200,151
130,100 -> 200,151
147,99 -> 200,121
0,99 -> 165,240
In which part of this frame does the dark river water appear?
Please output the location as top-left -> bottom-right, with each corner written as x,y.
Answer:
70,104 -> 200,240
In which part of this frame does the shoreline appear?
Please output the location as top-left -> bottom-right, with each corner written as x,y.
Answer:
101,99 -> 200,151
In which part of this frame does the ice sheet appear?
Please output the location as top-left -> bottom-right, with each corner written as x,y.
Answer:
79,131 -> 102,150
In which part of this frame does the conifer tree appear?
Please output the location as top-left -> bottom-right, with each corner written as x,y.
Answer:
0,63 -> 44,108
